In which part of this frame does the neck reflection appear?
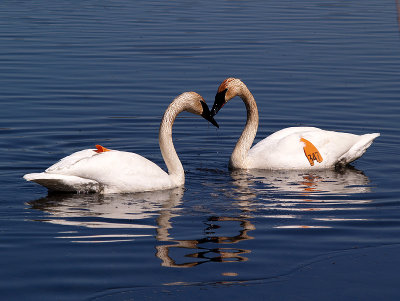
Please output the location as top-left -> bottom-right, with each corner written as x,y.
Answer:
27,186 -> 255,269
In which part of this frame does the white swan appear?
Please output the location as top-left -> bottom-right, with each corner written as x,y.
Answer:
24,92 -> 218,193
211,78 -> 380,170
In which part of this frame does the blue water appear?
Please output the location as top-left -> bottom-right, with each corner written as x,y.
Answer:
1,0 -> 400,300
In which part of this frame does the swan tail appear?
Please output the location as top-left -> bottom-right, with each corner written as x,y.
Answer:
337,133 -> 380,166
23,173 -> 100,193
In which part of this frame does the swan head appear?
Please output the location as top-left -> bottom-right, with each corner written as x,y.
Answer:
182,92 -> 219,128
211,78 -> 242,116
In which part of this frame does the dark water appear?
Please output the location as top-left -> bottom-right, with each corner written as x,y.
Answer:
1,0 -> 400,300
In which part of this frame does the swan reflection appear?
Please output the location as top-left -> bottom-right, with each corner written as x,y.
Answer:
27,188 -> 184,243
27,187 -> 255,268
228,167 -> 373,229
230,167 -> 372,196
156,215 -> 254,268
27,167 -> 370,266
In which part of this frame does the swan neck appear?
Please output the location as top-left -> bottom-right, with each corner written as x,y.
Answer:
159,101 -> 185,186
230,84 -> 259,169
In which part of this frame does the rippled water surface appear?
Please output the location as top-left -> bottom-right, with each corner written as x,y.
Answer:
1,1 -> 400,300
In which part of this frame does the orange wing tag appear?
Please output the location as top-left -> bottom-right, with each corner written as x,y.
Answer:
300,138 -> 323,166
95,144 -> 110,153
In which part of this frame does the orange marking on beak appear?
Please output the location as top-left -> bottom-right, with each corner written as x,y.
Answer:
95,145 -> 111,153
300,138 -> 323,166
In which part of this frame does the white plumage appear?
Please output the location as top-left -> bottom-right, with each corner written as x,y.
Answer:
24,92 -> 218,193
211,78 -> 379,170
247,127 -> 379,169
24,149 -> 174,193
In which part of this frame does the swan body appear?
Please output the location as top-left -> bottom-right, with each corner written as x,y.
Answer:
24,92 -> 218,193
246,126 -> 379,170
211,78 -> 380,170
24,149 -> 175,193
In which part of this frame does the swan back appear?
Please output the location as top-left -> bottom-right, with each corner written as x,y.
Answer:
247,127 -> 380,169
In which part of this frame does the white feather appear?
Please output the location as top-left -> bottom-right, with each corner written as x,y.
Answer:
247,127 -> 379,169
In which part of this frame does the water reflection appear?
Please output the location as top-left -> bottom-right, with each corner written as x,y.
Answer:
156,215 -> 254,268
27,188 -> 185,243
230,167 -> 372,196
228,167 -> 373,229
27,167 -> 372,266
27,187 -> 255,267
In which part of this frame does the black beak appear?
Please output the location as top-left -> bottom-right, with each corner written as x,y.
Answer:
201,101 -> 219,128
211,89 -> 227,117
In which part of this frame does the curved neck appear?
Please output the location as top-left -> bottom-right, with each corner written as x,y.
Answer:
230,83 -> 259,169
159,100 -> 185,186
